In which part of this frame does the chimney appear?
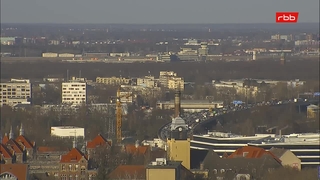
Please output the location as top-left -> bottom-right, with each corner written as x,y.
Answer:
200,162 -> 204,170
174,90 -> 181,117
135,140 -> 139,148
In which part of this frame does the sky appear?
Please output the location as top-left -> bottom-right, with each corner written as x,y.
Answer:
1,0 -> 319,24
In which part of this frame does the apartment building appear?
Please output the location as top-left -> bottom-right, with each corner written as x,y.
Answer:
0,79 -> 32,107
159,71 -> 177,88
96,77 -> 130,85
168,77 -> 184,91
62,82 -> 87,105
137,76 -> 155,88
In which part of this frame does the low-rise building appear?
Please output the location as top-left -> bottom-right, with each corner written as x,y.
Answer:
269,147 -> 301,170
62,80 -> 87,105
50,126 -> 85,138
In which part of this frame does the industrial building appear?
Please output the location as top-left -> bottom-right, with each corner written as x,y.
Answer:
50,126 -> 85,138
157,100 -> 224,112
61,78 -> 87,105
0,79 -> 32,107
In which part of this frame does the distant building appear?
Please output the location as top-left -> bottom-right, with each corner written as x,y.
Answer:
59,148 -> 97,179
50,126 -> 85,138
0,79 -> 32,107
137,76 -> 155,88
62,81 -> 87,105
270,147 -> 301,170
159,71 -> 177,87
96,76 -> 130,85
167,77 -> 184,91
108,165 -> 145,180
307,104 -> 319,119
58,53 -> 75,58
42,52 -> 58,57
157,100 -> 224,112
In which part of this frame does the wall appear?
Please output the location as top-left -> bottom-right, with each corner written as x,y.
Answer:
167,139 -> 190,170
146,169 -> 175,180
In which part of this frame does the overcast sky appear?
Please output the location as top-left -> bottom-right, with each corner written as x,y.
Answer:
1,0 -> 319,24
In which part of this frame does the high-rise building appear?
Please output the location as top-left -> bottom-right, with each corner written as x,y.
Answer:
0,79 -> 32,107
61,80 -> 87,105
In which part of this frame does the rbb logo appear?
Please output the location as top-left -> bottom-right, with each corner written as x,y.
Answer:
276,12 -> 299,23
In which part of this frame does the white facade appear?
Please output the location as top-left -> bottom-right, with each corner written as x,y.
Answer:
58,53 -> 75,58
62,82 -> 87,105
0,79 -> 32,106
137,76 -> 155,88
42,52 -> 58,57
51,126 -> 85,138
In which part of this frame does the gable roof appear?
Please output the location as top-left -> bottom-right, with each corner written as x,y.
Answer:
108,165 -> 145,179
2,135 -> 9,145
0,144 -> 13,159
16,135 -> 34,149
125,145 -> 149,155
228,146 -> 281,163
6,139 -> 24,153
86,134 -> 111,149
60,148 -> 88,163
269,147 -> 288,158
0,164 -> 28,180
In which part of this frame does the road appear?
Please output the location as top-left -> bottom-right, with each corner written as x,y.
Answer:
158,98 -> 319,141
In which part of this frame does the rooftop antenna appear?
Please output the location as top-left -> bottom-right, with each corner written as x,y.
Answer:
79,70 -> 82,79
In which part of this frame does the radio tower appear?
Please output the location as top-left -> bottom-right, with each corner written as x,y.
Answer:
280,40 -> 286,65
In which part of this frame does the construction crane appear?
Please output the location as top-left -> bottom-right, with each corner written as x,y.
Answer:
116,87 -> 133,144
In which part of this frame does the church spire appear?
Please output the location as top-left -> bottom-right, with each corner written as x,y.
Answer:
19,123 -> 25,136
9,126 -> 14,139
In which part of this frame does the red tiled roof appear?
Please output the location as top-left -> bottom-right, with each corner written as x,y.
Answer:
60,148 -> 87,163
2,135 -> 9,145
0,144 -> 13,159
0,164 -> 28,180
125,145 -> 149,155
16,135 -> 34,149
86,134 -> 111,149
228,146 -> 281,163
37,146 -> 62,153
6,139 -> 24,153
108,165 -> 146,179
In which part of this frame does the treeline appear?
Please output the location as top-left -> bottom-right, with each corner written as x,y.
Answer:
1,60 -> 319,81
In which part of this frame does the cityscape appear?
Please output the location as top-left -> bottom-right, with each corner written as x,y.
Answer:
0,2 -> 320,180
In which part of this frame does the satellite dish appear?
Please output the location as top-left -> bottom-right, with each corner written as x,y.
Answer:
178,127 -> 183,132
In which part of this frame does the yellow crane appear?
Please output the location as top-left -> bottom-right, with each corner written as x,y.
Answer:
116,87 -> 133,144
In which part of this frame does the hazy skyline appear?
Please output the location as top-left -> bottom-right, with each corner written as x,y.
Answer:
1,0 -> 319,24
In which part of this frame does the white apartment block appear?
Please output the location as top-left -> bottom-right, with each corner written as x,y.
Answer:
159,71 -> 177,88
62,82 -> 87,105
168,77 -> 184,91
137,76 -> 155,88
0,79 -> 32,107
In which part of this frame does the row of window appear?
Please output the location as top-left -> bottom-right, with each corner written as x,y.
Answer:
0,85 -> 29,88
1,89 -> 30,92
62,98 -> 86,101
62,88 -> 86,90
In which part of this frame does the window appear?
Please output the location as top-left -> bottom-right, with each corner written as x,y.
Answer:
81,166 -> 86,175
220,169 -> 225,173
213,169 -> 217,174
68,164 -> 72,171
75,165 -> 79,171
243,152 -> 249,157
61,164 -> 66,171
69,175 -> 73,180
61,174 -> 67,180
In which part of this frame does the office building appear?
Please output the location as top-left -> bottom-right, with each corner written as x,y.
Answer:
0,79 -> 32,107
62,81 -> 87,105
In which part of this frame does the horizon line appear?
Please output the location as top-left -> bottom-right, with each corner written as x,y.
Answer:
1,22 -> 319,25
